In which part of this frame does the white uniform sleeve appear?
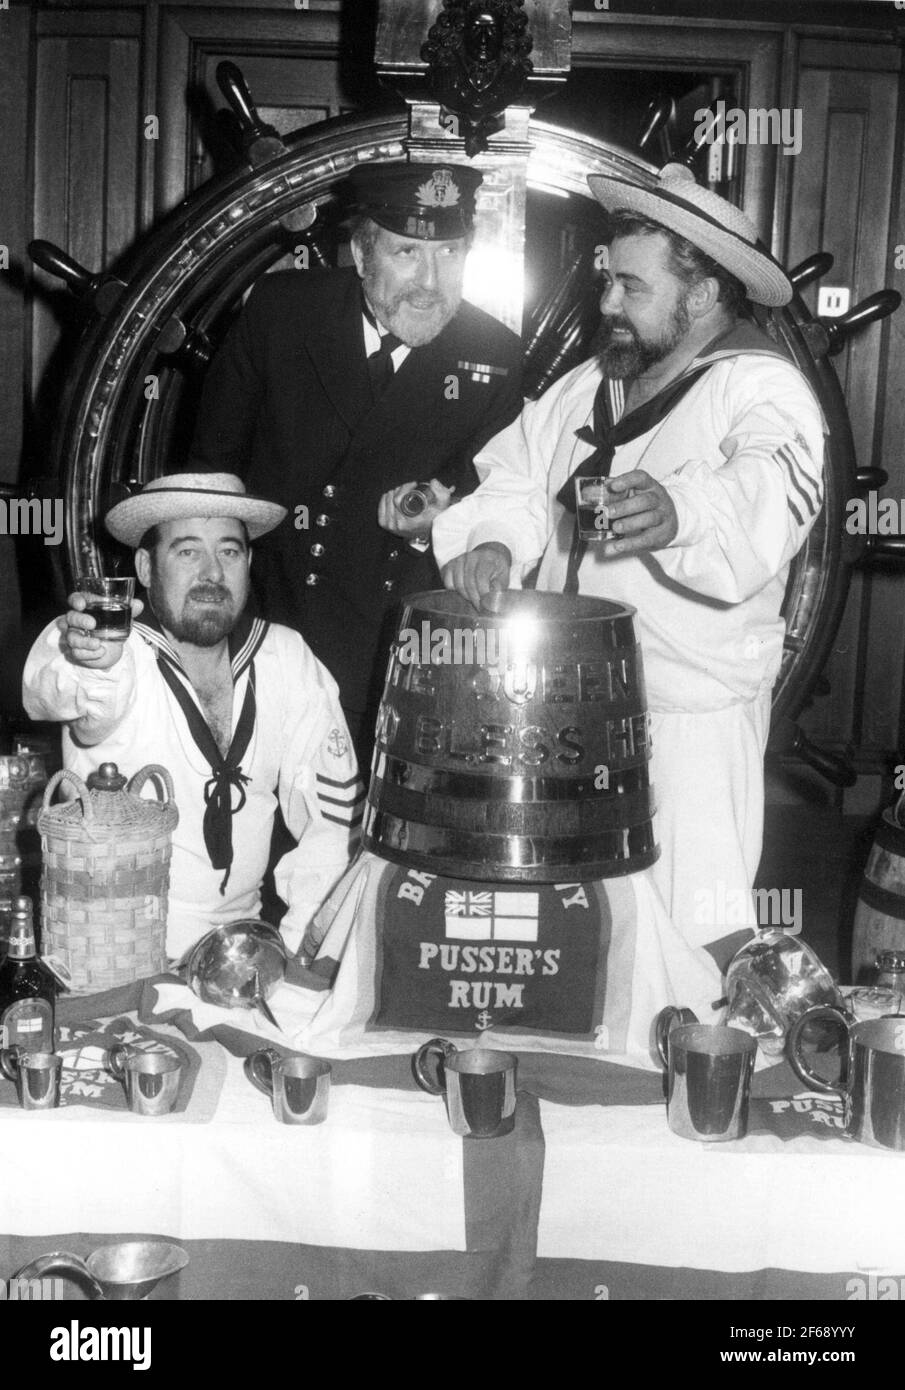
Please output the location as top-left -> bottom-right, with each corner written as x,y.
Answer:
272,637 -> 365,955
21,620 -> 138,745
658,358 -> 826,604
432,396 -> 553,571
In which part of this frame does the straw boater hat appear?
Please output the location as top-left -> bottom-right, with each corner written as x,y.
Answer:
105,473 -> 287,547
587,163 -> 792,308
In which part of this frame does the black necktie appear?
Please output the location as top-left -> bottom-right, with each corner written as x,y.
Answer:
558,364 -> 714,593
362,300 -> 403,399
367,330 -> 403,397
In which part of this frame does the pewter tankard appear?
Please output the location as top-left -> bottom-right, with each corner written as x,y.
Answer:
656,1014 -> 756,1142
788,1009 -> 905,1150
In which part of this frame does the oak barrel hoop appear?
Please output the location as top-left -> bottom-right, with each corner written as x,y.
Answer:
363,589 -> 658,882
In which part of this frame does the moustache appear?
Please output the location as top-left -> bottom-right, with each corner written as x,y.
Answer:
600,318 -> 636,338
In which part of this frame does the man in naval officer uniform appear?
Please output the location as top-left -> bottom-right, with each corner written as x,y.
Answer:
190,161 -> 524,769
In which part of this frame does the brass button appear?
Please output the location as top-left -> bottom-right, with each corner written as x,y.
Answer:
322,484 -> 337,499
310,543 -> 325,557
315,514 -> 330,528
382,579 -> 394,591
388,548 -> 400,561
306,573 -> 320,587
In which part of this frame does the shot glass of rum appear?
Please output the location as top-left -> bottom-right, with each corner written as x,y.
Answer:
77,575 -> 136,641
575,476 -> 613,542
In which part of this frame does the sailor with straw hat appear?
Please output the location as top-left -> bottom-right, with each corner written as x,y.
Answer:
104,471 -> 287,547
432,162 -> 825,967
24,471 -> 363,960
586,162 -> 793,308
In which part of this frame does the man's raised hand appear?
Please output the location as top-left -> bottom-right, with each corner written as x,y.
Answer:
58,592 -> 144,670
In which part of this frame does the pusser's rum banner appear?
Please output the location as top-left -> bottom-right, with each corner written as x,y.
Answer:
299,853 -> 725,1065
376,873 -> 603,1036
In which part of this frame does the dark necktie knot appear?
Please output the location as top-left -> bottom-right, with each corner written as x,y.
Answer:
368,329 -> 403,397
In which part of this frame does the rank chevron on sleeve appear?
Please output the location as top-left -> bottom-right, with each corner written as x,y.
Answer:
316,773 -> 366,829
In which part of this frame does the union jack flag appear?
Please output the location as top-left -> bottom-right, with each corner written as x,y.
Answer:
444,890 -> 539,941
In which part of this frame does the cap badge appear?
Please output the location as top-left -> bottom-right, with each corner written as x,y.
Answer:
415,168 -> 461,209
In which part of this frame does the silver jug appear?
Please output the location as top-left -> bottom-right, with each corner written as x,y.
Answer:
723,928 -> 845,1055
11,1242 -> 188,1300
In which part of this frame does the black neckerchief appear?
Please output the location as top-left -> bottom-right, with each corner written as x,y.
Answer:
133,608 -> 269,892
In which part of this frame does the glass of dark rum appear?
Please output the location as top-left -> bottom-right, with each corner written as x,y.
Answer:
574,476 -> 613,542
77,575 -> 136,641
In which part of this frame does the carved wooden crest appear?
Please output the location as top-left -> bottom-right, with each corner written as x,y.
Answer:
421,0 -> 535,155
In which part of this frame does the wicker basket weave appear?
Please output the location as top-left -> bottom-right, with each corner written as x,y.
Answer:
38,763 -> 179,994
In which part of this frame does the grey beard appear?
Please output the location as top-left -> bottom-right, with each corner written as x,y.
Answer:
594,337 -> 665,379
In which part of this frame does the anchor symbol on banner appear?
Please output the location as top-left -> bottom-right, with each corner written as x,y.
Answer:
476,1010 -> 493,1030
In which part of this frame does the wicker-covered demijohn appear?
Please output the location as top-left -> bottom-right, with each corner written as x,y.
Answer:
38,762 -> 179,993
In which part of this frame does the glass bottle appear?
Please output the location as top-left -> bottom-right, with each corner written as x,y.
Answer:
0,896 -> 56,1053
875,951 -> 905,1011
399,483 -> 436,517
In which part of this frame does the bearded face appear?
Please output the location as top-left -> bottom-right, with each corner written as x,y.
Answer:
593,232 -> 697,379
593,290 -> 692,379
138,517 -> 250,648
353,223 -> 467,348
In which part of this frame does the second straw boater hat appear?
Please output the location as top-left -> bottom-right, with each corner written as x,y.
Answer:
105,473 -> 287,548
587,163 -> 792,308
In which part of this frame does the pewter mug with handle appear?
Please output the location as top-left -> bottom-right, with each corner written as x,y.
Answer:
106,1045 -> 184,1117
245,1047 -> 331,1125
0,1047 -> 62,1110
655,1009 -> 756,1142
788,1008 -> 905,1151
412,1037 -> 517,1138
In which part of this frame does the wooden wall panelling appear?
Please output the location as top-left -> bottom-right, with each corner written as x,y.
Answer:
0,3 -> 32,684
786,41 -> 902,763
31,11 -> 143,406
0,4 -> 32,487
155,3 -> 355,215
570,14 -> 786,252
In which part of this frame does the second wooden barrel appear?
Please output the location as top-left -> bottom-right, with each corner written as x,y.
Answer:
363,589 -> 659,882
852,806 -> 905,983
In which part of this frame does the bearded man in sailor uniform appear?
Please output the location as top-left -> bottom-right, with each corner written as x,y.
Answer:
428,164 -> 825,966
